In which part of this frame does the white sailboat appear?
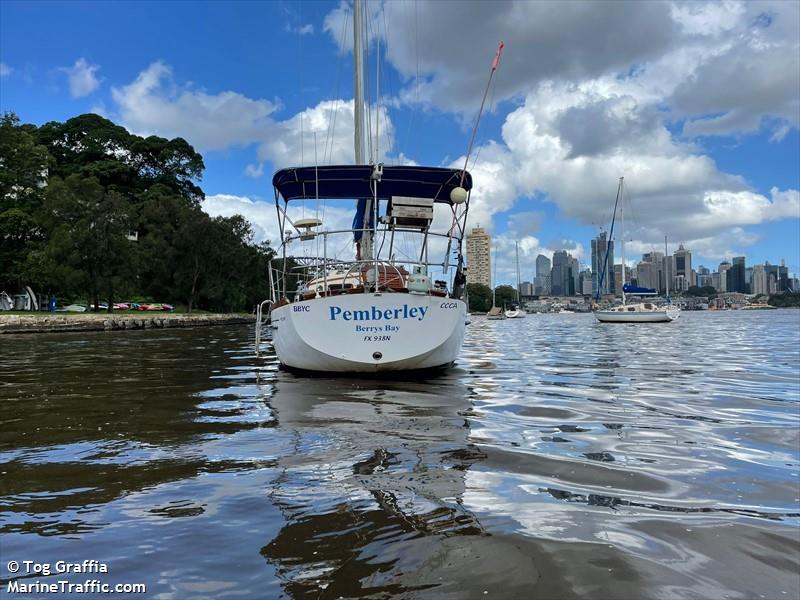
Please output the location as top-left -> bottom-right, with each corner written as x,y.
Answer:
487,244 -> 505,320
594,177 -> 680,324
504,241 -> 526,318
259,3 -> 503,371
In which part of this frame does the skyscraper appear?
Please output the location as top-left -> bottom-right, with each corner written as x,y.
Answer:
727,256 -> 746,293
641,251 -> 665,291
751,264 -> 768,296
535,254 -> 551,295
465,227 -> 491,288
674,244 -> 693,288
569,256 -> 580,296
765,261 -> 790,292
551,250 -> 570,296
591,231 -> 614,296
717,261 -> 731,292
696,265 -> 711,288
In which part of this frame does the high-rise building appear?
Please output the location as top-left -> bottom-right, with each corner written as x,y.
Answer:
569,256 -> 580,296
551,250 -> 570,296
751,264 -> 768,296
674,244 -> 693,287
535,254 -> 551,295
765,261 -> 790,292
663,254 -> 675,294
520,281 -> 534,298
727,256 -> 746,293
639,251 -> 665,291
717,261 -> 731,292
579,269 -> 593,295
614,263 -> 631,295
636,260 -> 660,290
696,265 -> 711,288
465,227 -> 491,288
591,231 -> 614,296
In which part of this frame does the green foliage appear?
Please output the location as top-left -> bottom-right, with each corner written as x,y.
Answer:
467,283 -> 492,312
1,111 -> 271,312
686,285 -> 717,297
768,292 -> 800,308
494,285 -> 517,308
0,113 -> 50,288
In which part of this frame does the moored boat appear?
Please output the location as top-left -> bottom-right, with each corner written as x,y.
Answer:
594,178 -> 679,324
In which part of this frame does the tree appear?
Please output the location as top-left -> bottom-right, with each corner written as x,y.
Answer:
494,285 -> 517,308
2,112 -> 275,312
0,113 -> 50,289
37,175 -> 135,310
467,283 -> 492,312
768,292 -> 800,308
686,285 -> 716,297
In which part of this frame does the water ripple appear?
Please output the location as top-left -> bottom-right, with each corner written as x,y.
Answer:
1,311 -> 798,598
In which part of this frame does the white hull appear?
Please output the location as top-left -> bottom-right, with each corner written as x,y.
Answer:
270,294 -> 467,372
594,306 -> 679,323
504,309 -> 526,318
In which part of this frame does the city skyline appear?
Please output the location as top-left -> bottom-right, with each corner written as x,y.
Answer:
467,225 -> 798,295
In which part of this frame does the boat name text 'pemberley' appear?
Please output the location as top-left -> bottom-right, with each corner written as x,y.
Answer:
325,304 -> 429,322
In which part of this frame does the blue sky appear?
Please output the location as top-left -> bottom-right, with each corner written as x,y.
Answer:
1,0 -> 798,284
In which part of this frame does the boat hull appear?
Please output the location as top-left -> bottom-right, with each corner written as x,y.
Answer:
594,309 -> 677,323
270,294 -> 467,372
504,309 -> 526,318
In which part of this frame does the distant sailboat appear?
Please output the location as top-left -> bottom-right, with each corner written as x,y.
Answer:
594,177 -> 680,323
505,241 -> 526,318
487,243 -> 505,320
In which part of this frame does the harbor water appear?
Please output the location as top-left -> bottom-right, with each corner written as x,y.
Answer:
2,310 -> 799,598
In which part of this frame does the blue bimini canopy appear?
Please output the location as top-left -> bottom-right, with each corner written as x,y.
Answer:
624,284 -> 657,295
272,165 -> 472,204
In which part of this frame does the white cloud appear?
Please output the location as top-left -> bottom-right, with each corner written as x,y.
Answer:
457,70 -> 798,243
0,62 -> 11,77
60,58 -> 101,97
244,163 -> 264,178
323,1 -> 798,141
202,193 -> 356,254
256,99 -> 396,169
110,63 -> 400,170
286,23 -> 314,35
111,62 -> 280,151
670,1 -> 746,37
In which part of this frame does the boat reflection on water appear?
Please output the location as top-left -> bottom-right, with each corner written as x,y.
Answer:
257,371 -> 554,598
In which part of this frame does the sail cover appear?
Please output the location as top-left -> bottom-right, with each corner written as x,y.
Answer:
623,284 -> 657,295
352,197 -> 374,242
272,165 -> 472,204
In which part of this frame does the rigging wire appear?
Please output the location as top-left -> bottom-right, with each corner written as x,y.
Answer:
467,55 -> 501,174
363,1 -> 374,164
380,1 -> 395,164
400,0 -> 420,161
324,9 -> 349,165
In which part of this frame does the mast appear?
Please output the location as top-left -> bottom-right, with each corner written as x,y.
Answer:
515,241 -> 521,303
620,177 -> 625,306
353,0 -> 364,164
595,177 -> 623,303
352,0 -> 373,263
665,235 -> 670,303
492,244 -> 497,307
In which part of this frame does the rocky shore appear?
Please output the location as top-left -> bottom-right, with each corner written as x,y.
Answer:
0,313 -> 254,334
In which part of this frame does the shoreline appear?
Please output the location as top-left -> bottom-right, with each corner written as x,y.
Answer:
0,313 -> 255,334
